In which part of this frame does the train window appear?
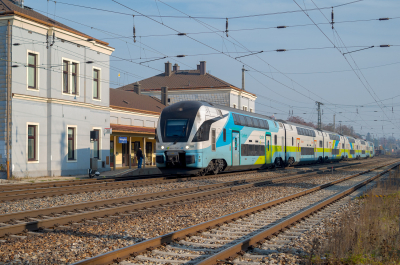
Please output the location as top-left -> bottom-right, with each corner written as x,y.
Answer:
319,141 -> 322,148
241,144 -> 247,156
292,137 -> 294,146
245,116 -> 253,127
239,115 -> 246,126
274,135 -> 277,145
342,143 -> 344,149
264,120 -> 269,130
223,128 -> 226,142
211,129 -> 216,151
249,140 -> 252,143
249,145 -> 255,156
267,140 -> 270,151
232,113 -> 240,125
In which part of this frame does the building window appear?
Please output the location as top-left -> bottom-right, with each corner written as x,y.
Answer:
68,127 -> 76,160
243,106 -> 248,111
28,125 -> 37,161
28,53 -> 37,89
63,60 -> 69,93
250,108 -> 253,113
93,69 -> 100,99
211,129 -> 216,151
93,129 -> 100,158
233,104 -> 237,109
71,63 -> 78,94
62,59 -> 79,95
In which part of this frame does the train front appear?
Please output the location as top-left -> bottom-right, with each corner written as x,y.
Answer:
155,101 -> 204,174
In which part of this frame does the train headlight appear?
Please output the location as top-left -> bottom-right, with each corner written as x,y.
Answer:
161,145 -> 165,149
185,145 -> 190,149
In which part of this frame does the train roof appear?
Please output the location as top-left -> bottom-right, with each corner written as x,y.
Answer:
166,101 -> 373,145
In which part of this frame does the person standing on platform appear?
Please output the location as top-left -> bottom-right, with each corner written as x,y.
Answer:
136,147 -> 144,168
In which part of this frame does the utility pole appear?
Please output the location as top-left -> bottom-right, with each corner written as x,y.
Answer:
316,101 -> 324,130
333,114 -> 336,132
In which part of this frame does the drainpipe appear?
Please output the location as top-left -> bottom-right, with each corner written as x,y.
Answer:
6,20 -> 11,180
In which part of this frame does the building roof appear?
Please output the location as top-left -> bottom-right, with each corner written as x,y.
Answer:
110,88 -> 166,114
110,124 -> 156,135
0,0 -> 110,47
117,68 -> 257,97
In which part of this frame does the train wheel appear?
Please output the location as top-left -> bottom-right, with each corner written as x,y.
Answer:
197,169 -> 206,176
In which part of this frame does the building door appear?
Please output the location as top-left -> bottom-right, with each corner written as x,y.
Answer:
146,142 -> 152,165
232,131 -> 240,166
122,143 -> 129,166
110,141 -> 114,167
265,135 -> 272,164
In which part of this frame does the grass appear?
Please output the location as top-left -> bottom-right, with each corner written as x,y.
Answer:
309,168 -> 400,265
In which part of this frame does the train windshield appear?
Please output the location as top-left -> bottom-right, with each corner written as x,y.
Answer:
166,119 -> 188,138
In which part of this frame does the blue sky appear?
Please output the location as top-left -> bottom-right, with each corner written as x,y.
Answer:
25,0 -> 400,139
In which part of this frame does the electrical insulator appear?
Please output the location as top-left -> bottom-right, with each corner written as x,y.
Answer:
331,8 -> 334,29
225,18 -> 229,37
133,15 -> 136,43
46,32 -> 49,49
50,32 -> 55,46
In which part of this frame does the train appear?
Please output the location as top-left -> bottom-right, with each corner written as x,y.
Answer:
155,101 -> 375,175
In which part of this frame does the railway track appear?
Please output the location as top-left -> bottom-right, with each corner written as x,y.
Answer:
0,161 -> 377,238
71,160 -> 399,265
0,160 -> 372,202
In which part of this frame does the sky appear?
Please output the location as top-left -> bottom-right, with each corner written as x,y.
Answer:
24,0 -> 400,139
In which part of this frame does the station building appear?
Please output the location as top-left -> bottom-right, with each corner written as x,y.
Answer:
109,89 -> 165,167
0,0 -> 114,178
118,61 -> 257,112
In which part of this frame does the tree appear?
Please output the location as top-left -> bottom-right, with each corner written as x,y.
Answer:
287,116 -> 316,128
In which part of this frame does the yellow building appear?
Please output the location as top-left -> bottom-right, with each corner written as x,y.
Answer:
109,89 -> 165,167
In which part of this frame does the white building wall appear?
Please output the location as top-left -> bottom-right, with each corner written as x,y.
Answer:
6,17 -> 113,178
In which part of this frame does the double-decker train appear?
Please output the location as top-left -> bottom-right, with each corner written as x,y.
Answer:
155,101 -> 374,175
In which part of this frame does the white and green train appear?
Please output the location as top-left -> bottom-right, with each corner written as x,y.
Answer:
155,101 -> 374,175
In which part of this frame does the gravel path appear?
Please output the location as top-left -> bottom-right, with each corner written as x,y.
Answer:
0,168 -> 376,265
0,169 -> 307,214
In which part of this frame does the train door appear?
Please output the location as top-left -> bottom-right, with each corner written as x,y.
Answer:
329,142 -> 332,158
265,135 -> 272,164
314,140 -> 317,159
296,138 -> 300,161
232,131 -> 240,166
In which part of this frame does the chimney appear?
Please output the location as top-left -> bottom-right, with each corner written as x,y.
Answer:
173,63 -> 180,72
165,62 -> 172,76
133,82 -> 141,95
200,61 -> 206,75
197,64 -> 200,71
161,87 -> 168,106
14,0 -> 24,7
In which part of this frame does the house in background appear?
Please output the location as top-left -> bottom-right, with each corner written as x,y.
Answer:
118,61 -> 257,112
109,88 -> 165,167
0,0 -> 114,178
